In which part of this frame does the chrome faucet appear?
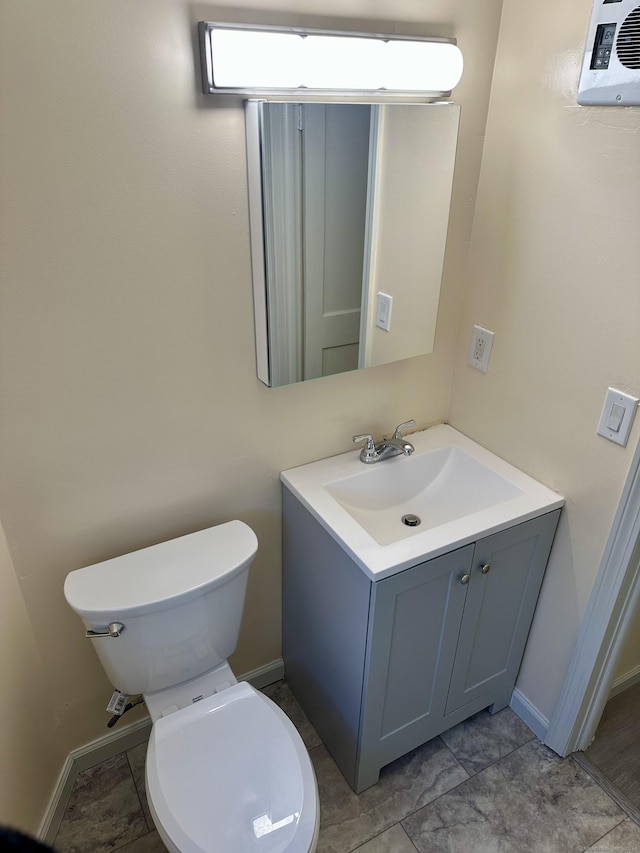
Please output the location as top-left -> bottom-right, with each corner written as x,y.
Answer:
353,420 -> 416,464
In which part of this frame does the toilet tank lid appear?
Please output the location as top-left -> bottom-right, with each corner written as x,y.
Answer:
64,520 -> 258,620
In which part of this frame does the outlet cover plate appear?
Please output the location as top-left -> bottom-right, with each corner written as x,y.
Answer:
468,324 -> 495,373
597,387 -> 639,447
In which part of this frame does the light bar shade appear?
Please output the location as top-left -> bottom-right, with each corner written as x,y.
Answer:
200,23 -> 463,96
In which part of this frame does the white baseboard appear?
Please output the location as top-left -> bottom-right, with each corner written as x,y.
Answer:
39,716 -> 152,845
510,688 -> 550,742
242,657 -> 285,689
39,659 -> 284,844
609,662 -> 640,699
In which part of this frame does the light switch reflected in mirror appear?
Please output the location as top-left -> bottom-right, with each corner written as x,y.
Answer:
245,101 -> 460,387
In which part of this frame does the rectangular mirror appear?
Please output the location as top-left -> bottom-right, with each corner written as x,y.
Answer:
245,101 -> 460,387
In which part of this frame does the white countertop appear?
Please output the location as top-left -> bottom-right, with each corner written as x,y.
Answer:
281,424 -> 564,581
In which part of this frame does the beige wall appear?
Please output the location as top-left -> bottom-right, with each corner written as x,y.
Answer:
0,0 -> 503,824
365,104 -> 459,368
450,0 -> 640,721
0,522 -> 63,833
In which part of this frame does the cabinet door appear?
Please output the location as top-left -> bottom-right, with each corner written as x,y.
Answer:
357,544 -> 473,787
445,510 -> 560,714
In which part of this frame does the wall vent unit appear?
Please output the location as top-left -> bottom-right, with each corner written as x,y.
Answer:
578,0 -> 640,104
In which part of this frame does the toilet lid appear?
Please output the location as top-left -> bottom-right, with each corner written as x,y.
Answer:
146,682 -> 318,853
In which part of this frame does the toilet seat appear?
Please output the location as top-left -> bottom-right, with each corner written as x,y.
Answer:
146,681 -> 319,853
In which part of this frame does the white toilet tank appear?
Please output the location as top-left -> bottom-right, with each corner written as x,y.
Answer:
64,521 -> 258,695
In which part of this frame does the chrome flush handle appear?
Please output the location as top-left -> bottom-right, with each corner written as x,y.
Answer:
86,622 -> 125,639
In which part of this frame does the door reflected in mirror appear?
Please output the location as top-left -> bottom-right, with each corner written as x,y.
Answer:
245,101 -> 460,387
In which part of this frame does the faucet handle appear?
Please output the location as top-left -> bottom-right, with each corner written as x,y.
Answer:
393,419 -> 415,439
353,433 -> 375,450
353,433 -> 377,461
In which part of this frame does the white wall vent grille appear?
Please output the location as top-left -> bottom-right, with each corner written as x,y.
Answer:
578,0 -> 640,104
617,6 -> 640,69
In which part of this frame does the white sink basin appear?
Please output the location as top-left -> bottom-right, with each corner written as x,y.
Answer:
281,425 -> 564,580
325,446 -> 523,546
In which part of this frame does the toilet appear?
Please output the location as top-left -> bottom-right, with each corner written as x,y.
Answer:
64,520 -> 319,853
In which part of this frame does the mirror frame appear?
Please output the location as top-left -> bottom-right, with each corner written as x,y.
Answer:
245,101 -> 271,385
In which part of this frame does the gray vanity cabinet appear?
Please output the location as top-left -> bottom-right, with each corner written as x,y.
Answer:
282,487 -> 560,793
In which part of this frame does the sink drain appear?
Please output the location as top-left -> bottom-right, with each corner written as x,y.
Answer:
402,513 -> 421,528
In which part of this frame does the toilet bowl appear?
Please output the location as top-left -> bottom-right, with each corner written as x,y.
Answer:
64,520 -> 318,853
147,682 -> 318,852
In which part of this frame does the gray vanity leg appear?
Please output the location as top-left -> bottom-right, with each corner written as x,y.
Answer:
354,762 -> 382,794
488,684 -> 513,715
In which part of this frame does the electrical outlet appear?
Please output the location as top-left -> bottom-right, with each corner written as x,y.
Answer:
468,324 -> 495,373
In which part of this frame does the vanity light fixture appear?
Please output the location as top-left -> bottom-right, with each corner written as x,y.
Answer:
198,22 -> 463,99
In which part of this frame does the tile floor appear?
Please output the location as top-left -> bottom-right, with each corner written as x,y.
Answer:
583,681 -> 640,812
53,681 -> 640,853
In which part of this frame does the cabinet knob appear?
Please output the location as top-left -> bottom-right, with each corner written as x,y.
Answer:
459,573 -> 471,585
481,564 -> 491,575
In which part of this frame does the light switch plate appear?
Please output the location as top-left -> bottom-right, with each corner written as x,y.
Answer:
597,387 -> 639,447
376,292 -> 393,331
